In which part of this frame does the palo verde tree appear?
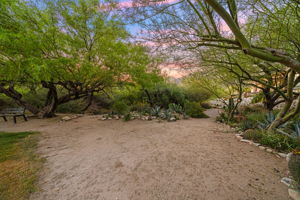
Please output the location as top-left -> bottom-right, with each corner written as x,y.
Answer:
0,0 -> 152,117
199,48 -> 300,112
124,0 -> 300,129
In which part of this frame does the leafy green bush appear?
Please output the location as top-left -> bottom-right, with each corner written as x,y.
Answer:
184,101 -> 208,118
131,102 -> 150,113
57,100 -> 85,113
0,96 -> 16,109
146,83 -> 186,108
184,88 -> 211,103
93,94 -> 113,109
200,102 -> 212,109
112,101 -> 130,115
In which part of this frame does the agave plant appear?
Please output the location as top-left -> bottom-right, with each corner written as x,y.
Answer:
257,112 -> 275,129
150,106 -> 161,117
159,109 -> 173,120
168,103 -> 183,114
294,121 -> 300,138
282,120 -> 300,138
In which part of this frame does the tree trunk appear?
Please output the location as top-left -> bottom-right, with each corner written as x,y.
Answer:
268,71 -> 297,130
38,82 -> 58,118
263,89 -> 275,111
82,92 -> 93,112
0,84 -> 39,114
144,89 -> 153,106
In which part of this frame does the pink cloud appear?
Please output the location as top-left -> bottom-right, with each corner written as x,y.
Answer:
116,0 -> 179,9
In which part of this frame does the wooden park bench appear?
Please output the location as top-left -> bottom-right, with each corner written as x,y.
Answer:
0,107 -> 28,123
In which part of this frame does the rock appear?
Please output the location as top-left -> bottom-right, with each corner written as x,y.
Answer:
168,117 -> 176,122
278,153 -> 288,158
108,117 -> 112,120
62,116 -> 71,121
266,148 -> 273,153
288,189 -> 300,200
281,177 -> 294,187
240,139 -> 251,144
236,135 -> 243,140
259,146 -> 266,150
253,143 -> 260,146
287,152 -> 293,162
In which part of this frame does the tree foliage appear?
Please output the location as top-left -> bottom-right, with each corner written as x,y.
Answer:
0,0 -> 155,117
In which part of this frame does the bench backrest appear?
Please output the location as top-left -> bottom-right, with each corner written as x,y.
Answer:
0,107 -> 25,114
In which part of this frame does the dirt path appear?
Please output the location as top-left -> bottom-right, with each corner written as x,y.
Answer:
0,109 -> 289,200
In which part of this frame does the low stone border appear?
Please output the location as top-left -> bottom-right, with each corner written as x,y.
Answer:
234,133 -> 289,158
61,114 -> 83,122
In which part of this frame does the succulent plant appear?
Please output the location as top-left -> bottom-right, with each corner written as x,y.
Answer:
257,112 -> 276,129
168,103 -> 183,114
294,121 -> 300,138
150,106 -> 161,117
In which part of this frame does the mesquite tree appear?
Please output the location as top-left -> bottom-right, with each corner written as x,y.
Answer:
0,0 -> 151,117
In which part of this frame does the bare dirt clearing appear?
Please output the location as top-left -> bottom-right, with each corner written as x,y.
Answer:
0,109 -> 289,200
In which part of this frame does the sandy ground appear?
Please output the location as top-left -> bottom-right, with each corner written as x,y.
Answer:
0,109 -> 289,200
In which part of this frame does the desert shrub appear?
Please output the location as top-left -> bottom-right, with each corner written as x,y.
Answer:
22,88 -> 48,109
93,94 -> 113,109
259,132 -> 298,152
113,87 -> 143,105
239,120 -> 257,131
131,102 -> 151,113
239,104 -> 267,115
243,129 -> 298,152
146,83 -> 186,108
57,99 -> 85,113
216,112 -> 227,123
246,112 -> 266,123
243,129 -> 264,142
184,101 -> 208,118
123,113 -> 132,121
184,88 -> 211,103
112,101 -> 130,115
200,101 -> 212,109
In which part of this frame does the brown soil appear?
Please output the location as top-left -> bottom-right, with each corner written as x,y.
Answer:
0,109 -> 289,200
